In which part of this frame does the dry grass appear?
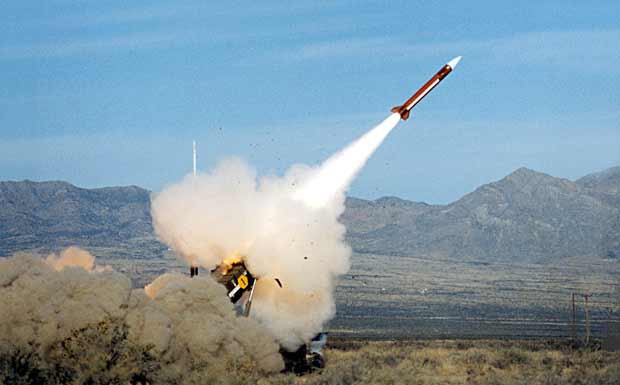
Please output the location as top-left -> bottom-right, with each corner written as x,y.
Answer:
3,334 -> 619,384
268,339 -> 620,385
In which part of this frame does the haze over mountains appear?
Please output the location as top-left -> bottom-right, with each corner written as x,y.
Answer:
1,166 -> 618,261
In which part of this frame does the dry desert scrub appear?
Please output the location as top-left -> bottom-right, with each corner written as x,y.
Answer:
3,335 -> 619,384
268,339 -> 620,385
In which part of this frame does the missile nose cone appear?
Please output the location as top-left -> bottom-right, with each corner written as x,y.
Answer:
447,56 -> 462,69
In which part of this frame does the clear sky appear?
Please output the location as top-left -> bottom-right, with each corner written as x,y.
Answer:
1,1 -> 618,203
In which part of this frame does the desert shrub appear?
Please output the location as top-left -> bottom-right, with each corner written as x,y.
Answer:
0,345 -> 52,385
49,317 -> 159,384
490,348 -> 530,369
462,348 -> 490,372
267,340 -> 620,385
594,363 -> 620,385
0,317 -> 159,385
456,340 -> 475,350
326,338 -> 366,352
4,336 -> 619,385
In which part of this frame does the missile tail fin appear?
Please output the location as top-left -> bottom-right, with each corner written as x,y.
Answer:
391,106 -> 409,120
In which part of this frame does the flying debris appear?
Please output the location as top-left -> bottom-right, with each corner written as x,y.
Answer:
391,56 -> 461,120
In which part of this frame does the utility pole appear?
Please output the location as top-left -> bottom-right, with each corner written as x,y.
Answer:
571,292 -> 576,339
584,293 -> 591,344
571,292 -> 593,344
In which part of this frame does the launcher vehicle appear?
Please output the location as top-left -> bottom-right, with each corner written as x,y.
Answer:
191,262 -> 326,374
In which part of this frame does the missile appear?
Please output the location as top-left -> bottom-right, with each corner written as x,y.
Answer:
391,56 -> 461,120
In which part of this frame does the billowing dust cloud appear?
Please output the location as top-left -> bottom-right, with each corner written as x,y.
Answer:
0,250 -> 284,376
44,245 -> 114,272
45,246 -> 95,271
151,114 -> 401,350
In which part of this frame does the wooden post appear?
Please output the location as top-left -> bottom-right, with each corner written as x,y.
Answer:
571,292 -> 576,339
585,293 -> 591,344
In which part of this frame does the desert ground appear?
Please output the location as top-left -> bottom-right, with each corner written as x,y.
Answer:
90,248 -> 620,341
5,333 -> 618,385
4,248 -> 617,384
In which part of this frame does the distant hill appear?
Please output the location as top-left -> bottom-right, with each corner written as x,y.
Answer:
0,180 -> 156,256
576,166 -> 620,194
342,167 -> 620,260
1,166 -> 619,261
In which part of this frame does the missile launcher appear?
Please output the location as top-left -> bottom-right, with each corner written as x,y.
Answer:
199,260 -> 326,374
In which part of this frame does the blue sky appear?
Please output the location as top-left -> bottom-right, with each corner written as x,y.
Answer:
1,1 -> 618,203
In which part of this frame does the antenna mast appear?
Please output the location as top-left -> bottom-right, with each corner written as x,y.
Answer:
192,140 -> 197,177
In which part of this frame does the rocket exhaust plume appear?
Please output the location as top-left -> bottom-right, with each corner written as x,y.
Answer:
151,56 -> 460,350
150,114 -> 402,350
293,113 -> 401,208
151,158 -> 351,350
293,56 -> 461,207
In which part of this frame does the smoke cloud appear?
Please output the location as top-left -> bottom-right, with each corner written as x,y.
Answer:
151,114 -> 401,350
45,245 -> 96,271
0,250 -> 284,378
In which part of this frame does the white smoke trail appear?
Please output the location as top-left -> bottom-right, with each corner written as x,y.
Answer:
293,113 -> 401,208
151,113 -> 401,350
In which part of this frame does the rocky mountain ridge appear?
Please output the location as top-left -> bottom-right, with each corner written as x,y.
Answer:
1,166 -> 618,261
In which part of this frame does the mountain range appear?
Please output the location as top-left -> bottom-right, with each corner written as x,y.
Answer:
1,166 -> 618,261
343,167 -> 620,260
